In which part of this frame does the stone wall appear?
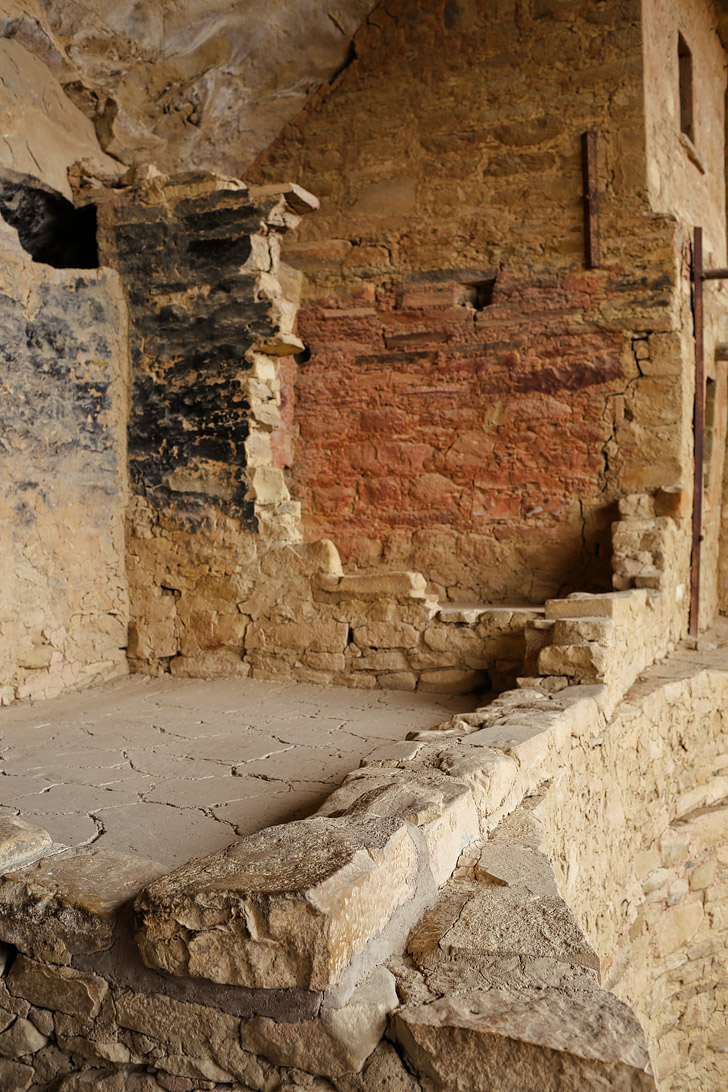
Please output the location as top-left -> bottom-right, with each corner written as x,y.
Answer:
538,657 -> 728,1092
609,793 -> 728,1090
247,0 -> 716,610
0,556 -> 724,1089
91,169 -> 551,694
641,0 -> 728,626
0,216 -> 129,704
293,270 -> 624,603
93,172 -> 311,679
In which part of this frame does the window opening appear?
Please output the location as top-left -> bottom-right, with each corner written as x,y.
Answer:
678,33 -> 694,145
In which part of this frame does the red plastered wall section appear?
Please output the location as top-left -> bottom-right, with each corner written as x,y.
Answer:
292,270 -> 624,603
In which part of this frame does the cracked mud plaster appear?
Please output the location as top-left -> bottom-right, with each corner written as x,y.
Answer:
0,674 -> 470,867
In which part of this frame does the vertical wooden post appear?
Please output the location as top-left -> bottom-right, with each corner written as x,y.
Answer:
581,132 -> 601,269
689,227 -> 704,638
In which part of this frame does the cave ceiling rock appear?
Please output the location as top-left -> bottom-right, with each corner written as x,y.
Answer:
0,0 -> 378,177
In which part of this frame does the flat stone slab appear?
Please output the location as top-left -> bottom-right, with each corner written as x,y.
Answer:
0,674 -> 468,866
0,846 -> 166,964
134,815 -> 419,990
0,817 -> 53,873
391,989 -> 655,1092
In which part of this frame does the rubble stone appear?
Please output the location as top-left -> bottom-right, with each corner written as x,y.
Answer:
8,956 -> 109,1020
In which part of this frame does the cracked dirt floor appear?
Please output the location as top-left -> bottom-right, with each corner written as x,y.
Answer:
0,675 -> 471,867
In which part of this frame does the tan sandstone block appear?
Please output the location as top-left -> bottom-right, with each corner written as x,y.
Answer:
537,643 -> 607,678
544,590 -> 646,622
391,989 -> 654,1092
688,858 -> 717,890
247,619 -> 348,654
0,848 -> 166,964
249,466 -> 290,504
682,803 -> 728,849
655,901 -> 704,957
241,966 -> 399,1077
134,816 -> 419,989
113,990 -> 265,1087
8,956 -> 108,1020
436,749 -> 517,824
551,618 -> 614,645
352,621 -> 419,649
415,885 -> 599,973
324,572 -> 429,599
0,817 -> 53,874
318,770 -> 479,886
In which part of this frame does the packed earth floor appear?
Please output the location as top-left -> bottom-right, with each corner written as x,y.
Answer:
0,677 -> 471,866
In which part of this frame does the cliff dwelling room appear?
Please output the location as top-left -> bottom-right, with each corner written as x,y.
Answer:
0,1 -> 726,1090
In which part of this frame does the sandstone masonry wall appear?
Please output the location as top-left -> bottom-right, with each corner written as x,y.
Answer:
641,0 -> 728,626
248,0 -> 715,611
93,170 -> 553,695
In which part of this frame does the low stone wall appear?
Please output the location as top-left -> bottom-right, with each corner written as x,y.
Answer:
122,478 -> 691,701
0,583 -> 724,1089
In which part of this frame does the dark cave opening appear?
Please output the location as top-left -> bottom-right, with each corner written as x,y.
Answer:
0,177 -> 98,269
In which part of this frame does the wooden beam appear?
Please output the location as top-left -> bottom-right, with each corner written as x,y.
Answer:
581,132 -> 600,269
689,227 -> 704,638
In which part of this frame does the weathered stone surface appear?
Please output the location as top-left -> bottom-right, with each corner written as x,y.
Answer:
58,1067 -> 175,1091
0,37 -> 119,198
391,989 -> 655,1092
0,1057 -> 34,1092
0,817 -> 53,874
336,1040 -> 421,1092
321,572 -> 430,600
0,250 -> 130,704
318,771 -> 479,887
537,642 -> 606,679
654,901 -> 705,958
241,966 -> 398,1077
474,844 -> 560,897
544,593 -> 642,621
408,883 -> 598,975
134,817 -> 419,989
8,955 -> 108,1019
0,848 -> 166,963
113,990 -> 266,1088
435,749 -> 517,823
2,0 -> 378,177
0,1014 -> 48,1056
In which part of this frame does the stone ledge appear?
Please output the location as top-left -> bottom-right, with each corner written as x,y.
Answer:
0,848 -> 166,965
0,817 -> 53,874
315,571 -> 431,600
133,816 -> 421,990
